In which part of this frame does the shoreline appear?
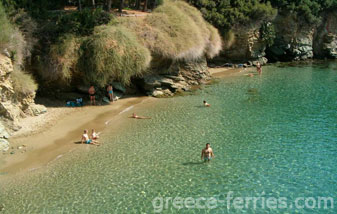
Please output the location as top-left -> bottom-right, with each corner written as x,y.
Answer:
0,67 -> 244,177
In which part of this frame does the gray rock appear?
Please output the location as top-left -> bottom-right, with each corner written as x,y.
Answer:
0,122 -> 9,139
0,139 -> 9,152
29,104 -> 47,116
164,75 -> 185,82
151,90 -> 164,97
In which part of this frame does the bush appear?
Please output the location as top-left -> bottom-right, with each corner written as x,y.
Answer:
187,0 -> 277,32
0,1 -> 14,50
36,34 -> 81,84
120,0 -> 222,60
11,66 -> 38,96
260,22 -> 276,47
54,8 -> 112,36
78,25 -> 151,86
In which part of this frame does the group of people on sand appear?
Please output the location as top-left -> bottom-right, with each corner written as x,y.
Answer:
88,85 -> 115,105
81,129 -> 100,145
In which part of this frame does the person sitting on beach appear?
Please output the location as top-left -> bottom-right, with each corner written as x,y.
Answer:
130,113 -> 151,119
91,129 -> 99,140
107,85 -> 114,102
88,86 -> 96,105
203,100 -> 211,107
256,62 -> 262,75
201,143 -> 215,162
81,129 -> 99,145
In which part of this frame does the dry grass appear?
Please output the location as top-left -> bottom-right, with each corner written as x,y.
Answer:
79,25 -> 151,86
118,0 -> 222,61
47,34 -> 81,82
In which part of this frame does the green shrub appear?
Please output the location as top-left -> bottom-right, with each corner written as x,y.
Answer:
260,22 -> 276,47
0,1 -> 14,50
78,25 -> 151,86
187,0 -> 277,32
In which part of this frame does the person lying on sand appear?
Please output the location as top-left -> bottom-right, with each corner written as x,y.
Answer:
203,100 -> 211,107
91,129 -> 99,140
201,143 -> 215,162
81,129 -> 99,145
130,113 -> 151,119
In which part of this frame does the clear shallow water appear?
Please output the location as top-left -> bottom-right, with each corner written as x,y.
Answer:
1,62 -> 337,213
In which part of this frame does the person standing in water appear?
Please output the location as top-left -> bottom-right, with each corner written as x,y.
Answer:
107,85 -> 114,102
201,143 -> 215,162
256,62 -> 262,75
203,100 -> 211,107
88,86 -> 96,105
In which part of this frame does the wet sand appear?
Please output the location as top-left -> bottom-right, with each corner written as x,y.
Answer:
0,96 -> 155,175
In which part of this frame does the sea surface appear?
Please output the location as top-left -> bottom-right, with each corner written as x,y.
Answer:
0,62 -> 337,213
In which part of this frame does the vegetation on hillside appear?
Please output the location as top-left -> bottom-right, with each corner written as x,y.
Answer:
186,0 -> 277,33
0,1 -> 37,96
187,0 -> 337,31
269,0 -> 337,24
35,0 -> 222,87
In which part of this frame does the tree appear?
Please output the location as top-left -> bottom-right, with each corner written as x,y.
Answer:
78,0 -> 82,11
119,0 -> 124,12
106,0 -> 112,11
143,0 -> 148,11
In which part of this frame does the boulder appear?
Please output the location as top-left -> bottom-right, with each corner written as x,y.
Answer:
29,104 -> 47,116
0,122 -> 9,139
151,89 -> 164,97
0,139 -> 9,152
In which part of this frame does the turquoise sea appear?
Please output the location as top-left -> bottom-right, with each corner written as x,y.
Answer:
0,62 -> 337,213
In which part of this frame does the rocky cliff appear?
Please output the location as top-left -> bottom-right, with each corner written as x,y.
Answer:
221,24 -> 268,64
314,11 -> 337,59
267,14 -> 315,61
219,12 -> 337,63
0,54 -> 46,151
138,57 -> 210,97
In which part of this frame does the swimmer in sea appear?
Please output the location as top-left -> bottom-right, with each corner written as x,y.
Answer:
203,100 -> 211,107
256,62 -> 262,75
130,113 -> 151,119
201,143 -> 215,162
81,129 -> 99,145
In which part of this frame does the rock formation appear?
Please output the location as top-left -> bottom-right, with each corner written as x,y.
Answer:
139,57 -> 210,97
314,12 -> 337,59
0,54 -> 46,149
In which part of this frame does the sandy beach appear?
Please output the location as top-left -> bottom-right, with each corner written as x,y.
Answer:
0,67 -> 244,176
